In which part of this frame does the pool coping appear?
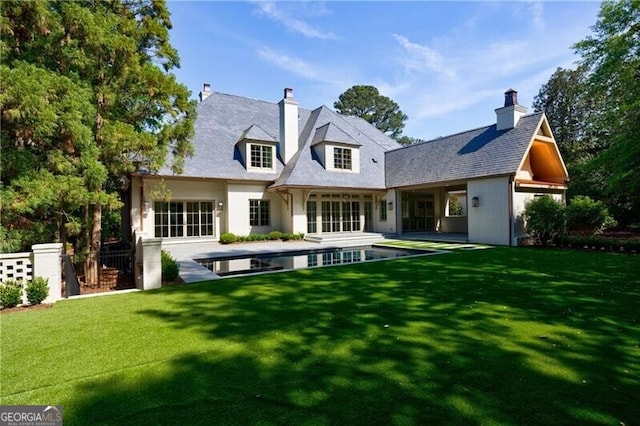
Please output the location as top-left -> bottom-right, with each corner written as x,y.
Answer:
168,237 -> 485,283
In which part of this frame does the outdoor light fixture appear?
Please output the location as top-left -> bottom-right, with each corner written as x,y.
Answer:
218,202 -> 224,211
471,196 -> 480,208
388,201 -> 394,210
143,201 -> 151,215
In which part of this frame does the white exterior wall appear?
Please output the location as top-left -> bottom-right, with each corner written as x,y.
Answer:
375,190 -> 397,234
134,177 -> 226,241
290,189 -> 306,234
467,177 -> 511,245
325,145 -> 361,173
227,183 -> 283,235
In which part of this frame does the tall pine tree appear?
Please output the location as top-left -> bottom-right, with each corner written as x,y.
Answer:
1,1 -> 196,283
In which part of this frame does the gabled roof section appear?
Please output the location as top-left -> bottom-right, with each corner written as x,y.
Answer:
311,122 -> 361,147
271,106 -> 401,190
239,124 -> 277,144
385,112 -> 545,188
156,91 -> 311,181
516,114 -> 568,187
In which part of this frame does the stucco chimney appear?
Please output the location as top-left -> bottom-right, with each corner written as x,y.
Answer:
495,88 -> 528,131
199,83 -> 212,102
278,87 -> 299,164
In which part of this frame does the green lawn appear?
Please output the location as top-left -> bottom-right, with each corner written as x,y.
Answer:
1,247 -> 638,425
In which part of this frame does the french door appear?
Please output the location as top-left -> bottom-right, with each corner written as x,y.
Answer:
321,201 -> 361,233
402,193 -> 435,232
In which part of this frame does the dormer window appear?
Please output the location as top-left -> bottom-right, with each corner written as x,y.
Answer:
334,147 -> 352,170
311,122 -> 361,173
236,124 -> 278,173
250,144 -> 273,169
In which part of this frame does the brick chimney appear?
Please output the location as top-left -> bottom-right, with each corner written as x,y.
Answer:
278,87 -> 299,164
199,83 -> 212,102
495,88 -> 528,131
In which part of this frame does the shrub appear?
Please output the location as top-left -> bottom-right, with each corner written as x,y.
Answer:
269,231 -> 283,240
524,196 -> 565,246
25,277 -> 49,305
161,250 -> 180,283
565,195 -> 615,235
0,280 -> 23,309
281,232 -> 305,241
557,235 -> 640,252
220,232 -> 238,244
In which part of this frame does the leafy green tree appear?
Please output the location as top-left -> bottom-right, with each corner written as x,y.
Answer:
573,0 -> 640,227
334,85 -> 408,138
396,135 -> 427,146
1,1 -> 196,283
532,65 -> 606,165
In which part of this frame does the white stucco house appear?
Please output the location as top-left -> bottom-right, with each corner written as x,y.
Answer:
127,85 -> 568,247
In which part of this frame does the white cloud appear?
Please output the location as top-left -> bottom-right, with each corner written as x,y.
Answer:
257,47 -> 352,89
392,34 -> 456,80
252,1 -> 339,40
527,1 -> 545,30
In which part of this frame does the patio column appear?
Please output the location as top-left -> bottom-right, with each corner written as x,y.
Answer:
134,231 -> 162,290
32,243 -> 63,304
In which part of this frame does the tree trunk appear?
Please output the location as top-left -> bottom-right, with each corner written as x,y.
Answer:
84,203 -> 102,286
58,211 -> 68,253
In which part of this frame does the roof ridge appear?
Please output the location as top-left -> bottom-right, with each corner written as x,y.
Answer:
203,90 -> 314,113
388,111 -> 545,154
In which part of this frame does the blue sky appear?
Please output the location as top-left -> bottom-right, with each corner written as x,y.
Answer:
166,1 -> 602,140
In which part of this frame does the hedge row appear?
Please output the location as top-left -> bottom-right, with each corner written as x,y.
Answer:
557,235 -> 640,252
220,232 -> 305,244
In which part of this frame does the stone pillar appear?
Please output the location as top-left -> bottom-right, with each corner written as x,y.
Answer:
31,243 -> 63,304
134,231 -> 146,290
140,235 -> 162,290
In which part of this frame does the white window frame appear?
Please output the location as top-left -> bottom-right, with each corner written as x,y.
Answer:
154,201 -> 215,238
249,199 -> 270,226
333,147 -> 352,170
247,143 -> 275,172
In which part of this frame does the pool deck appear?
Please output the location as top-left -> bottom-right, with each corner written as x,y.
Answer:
163,232 -> 469,283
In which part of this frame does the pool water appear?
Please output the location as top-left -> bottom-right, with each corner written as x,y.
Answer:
195,245 -> 430,277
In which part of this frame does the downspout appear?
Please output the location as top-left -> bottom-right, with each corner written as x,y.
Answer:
139,179 -> 145,232
508,175 -> 514,246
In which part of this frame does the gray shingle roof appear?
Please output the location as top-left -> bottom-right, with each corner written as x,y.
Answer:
311,122 -> 360,147
239,124 -> 277,143
160,90 -> 401,188
159,90 -> 543,191
270,106 -> 400,190
158,92 -> 309,181
385,112 -> 544,188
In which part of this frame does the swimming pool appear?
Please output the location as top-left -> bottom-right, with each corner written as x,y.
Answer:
195,245 -> 432,277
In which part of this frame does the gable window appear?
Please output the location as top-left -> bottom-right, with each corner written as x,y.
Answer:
333,147 -> 352,170
155,201 -> 214,238
249,199 -> 270,226
250,144 -> 273,169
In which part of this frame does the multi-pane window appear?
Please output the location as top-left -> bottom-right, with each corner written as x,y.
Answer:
250,144 -> 273,169
379,200 -> 388,221
334,147 -> 352,170
307,201 -> 317,233
249,199 -> 270,226
155,201 -> 214,238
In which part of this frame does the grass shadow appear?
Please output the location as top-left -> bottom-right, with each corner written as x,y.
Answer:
5,248 -> 639,425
